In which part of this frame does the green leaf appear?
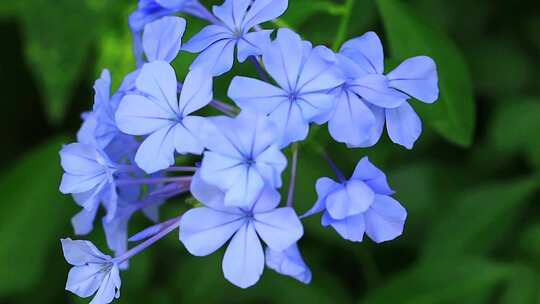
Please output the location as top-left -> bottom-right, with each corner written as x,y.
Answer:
4,1 -> 132,124
281,0 -> 345,28
422,178 -> 539,260
0,136 -> 75,295
489,97 -> 540,169
377,0 -> 476,146
500,265 -> 538,304
361,258 -> 510,304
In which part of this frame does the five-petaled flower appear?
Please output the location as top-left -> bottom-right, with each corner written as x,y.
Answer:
304,157 -> 407,243
116,61 -> 213,173
183,0 -> 288,76
61,238 -> 121,304
180,173 -> 303,288
228,28 -> 344,147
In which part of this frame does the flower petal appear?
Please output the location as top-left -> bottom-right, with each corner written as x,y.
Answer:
135,125 -> 177,173
174,116 -> 206,155
351,157 -> 393,195
180,207 -> 244,256
89,264 -> 121,304
365,195 -> 407,243
93,69 -> 111,110
189,38 -> 236,76
200,151 -> 244,191
297,45 -> 342,94
262,28 -> 304,92
251,187 -> 281,213
178,68 -> 213,116
253,145 -> 287,188
266,244 -> 312,284
268,101 -> 309,148
228,76 -> 288,114
190,171 -> 226,209
182,24 -> 232,53
326,180 -> 374,220
302,177 -> 341,218
61,238 -> 110,266
322,212 -> 366,242
224,166 -> 265,207
254,207 -> 303,251
212,0 -> 251,29
222,222 -> 264,288
116,94 -> 176,136
136,61 -> 180,115
387,56 -> 439,103
241,0 -> 288,30
328,90 -> 376,146
66,264 -> 106,298
237,30 -> 272,62
143,16 -> 185,62
349,74 -> 408,109
340,32 -> 384,75
72,207 -> 99,235
385,101 -> 422,149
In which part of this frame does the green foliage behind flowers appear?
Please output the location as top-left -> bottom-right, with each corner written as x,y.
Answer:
1,0 -> 540,303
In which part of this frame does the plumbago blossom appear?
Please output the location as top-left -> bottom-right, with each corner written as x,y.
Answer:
58,0 -> 439,302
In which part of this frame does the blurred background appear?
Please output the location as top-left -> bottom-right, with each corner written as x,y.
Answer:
0,0 -> 539,303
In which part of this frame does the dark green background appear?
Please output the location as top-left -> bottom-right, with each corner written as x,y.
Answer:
1,0 -> 539,303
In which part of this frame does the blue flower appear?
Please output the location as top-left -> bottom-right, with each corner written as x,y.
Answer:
129,0 -> 205,32
327,32 -> 439,149
61,239 -> 121,304
142,16 -> 186,63
183,0 -> 288,76
115,61 -> 213,173
59,143 -> 118,221
228,28 -> 343,147
199,110 -> 287,207
180,173 -> 303,288
304,157 -> 407,243
266,243 -> 312,284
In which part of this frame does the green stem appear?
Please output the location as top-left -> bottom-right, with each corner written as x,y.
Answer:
332,0 -> 355,51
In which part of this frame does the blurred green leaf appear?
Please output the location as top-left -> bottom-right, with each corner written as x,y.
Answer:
281,0 -> 345,28
2,1 -> 132,124
500,264 -> 538,304
489,97 -> 540,169
361,258 -> 510,304
0,136 -> 74,295
422,178 -> 539,260
377,0 -> 476,147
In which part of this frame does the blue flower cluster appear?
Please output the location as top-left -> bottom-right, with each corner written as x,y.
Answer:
59,0 -> 438,303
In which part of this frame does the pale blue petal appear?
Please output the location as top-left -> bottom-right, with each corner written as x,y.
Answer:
77,112 -> 98,147
228,76 -> 287,114
174,116 -> 206,155
190,171 -> 226,209
348,104 -> 385,148
200,151 -> 244,191
212,0 -> 250,29
297,92 -> 335,122
328,90 -> 376,146
326,180 -> 374,220
351,157 -> 394,195
265,244 -> 312,284
365,195 -> 407,243
143,16 -> 186,62
340,32 -> 384,75
156,0 -> 188,9
268,102 -> 309,148
251,187 -> 281,213
189,38 -> 236,76
200,116 -> 244,158
136,61 -> 180,115
302,177 -> 340,218
254,207 -> 303,251
180,207 -> 244,256
135,125 -> 177,173
349,74 -> 408,108
222,222 -> 264,288
60,173 -> 107,194
253,145 -> 287,188
322,212 -> 366,242
72,183 -> 106,211
115,94 -> 176,136
297,45 -> 342,93
72,207 -> 99,235
93,69 -> 111,110
182,25 -> 232,53
241,0 -> 287,30
262,28 -> 304,91
60,144 -> 107,176
387,56 -> 439,103
66,264 -> 106,298
237,30 -> 272,62
224,166 -> 265,207
61,238 -> 110,265
89,264 -> 121,304
178,68 -> 213,116
385,102 -> 422,149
